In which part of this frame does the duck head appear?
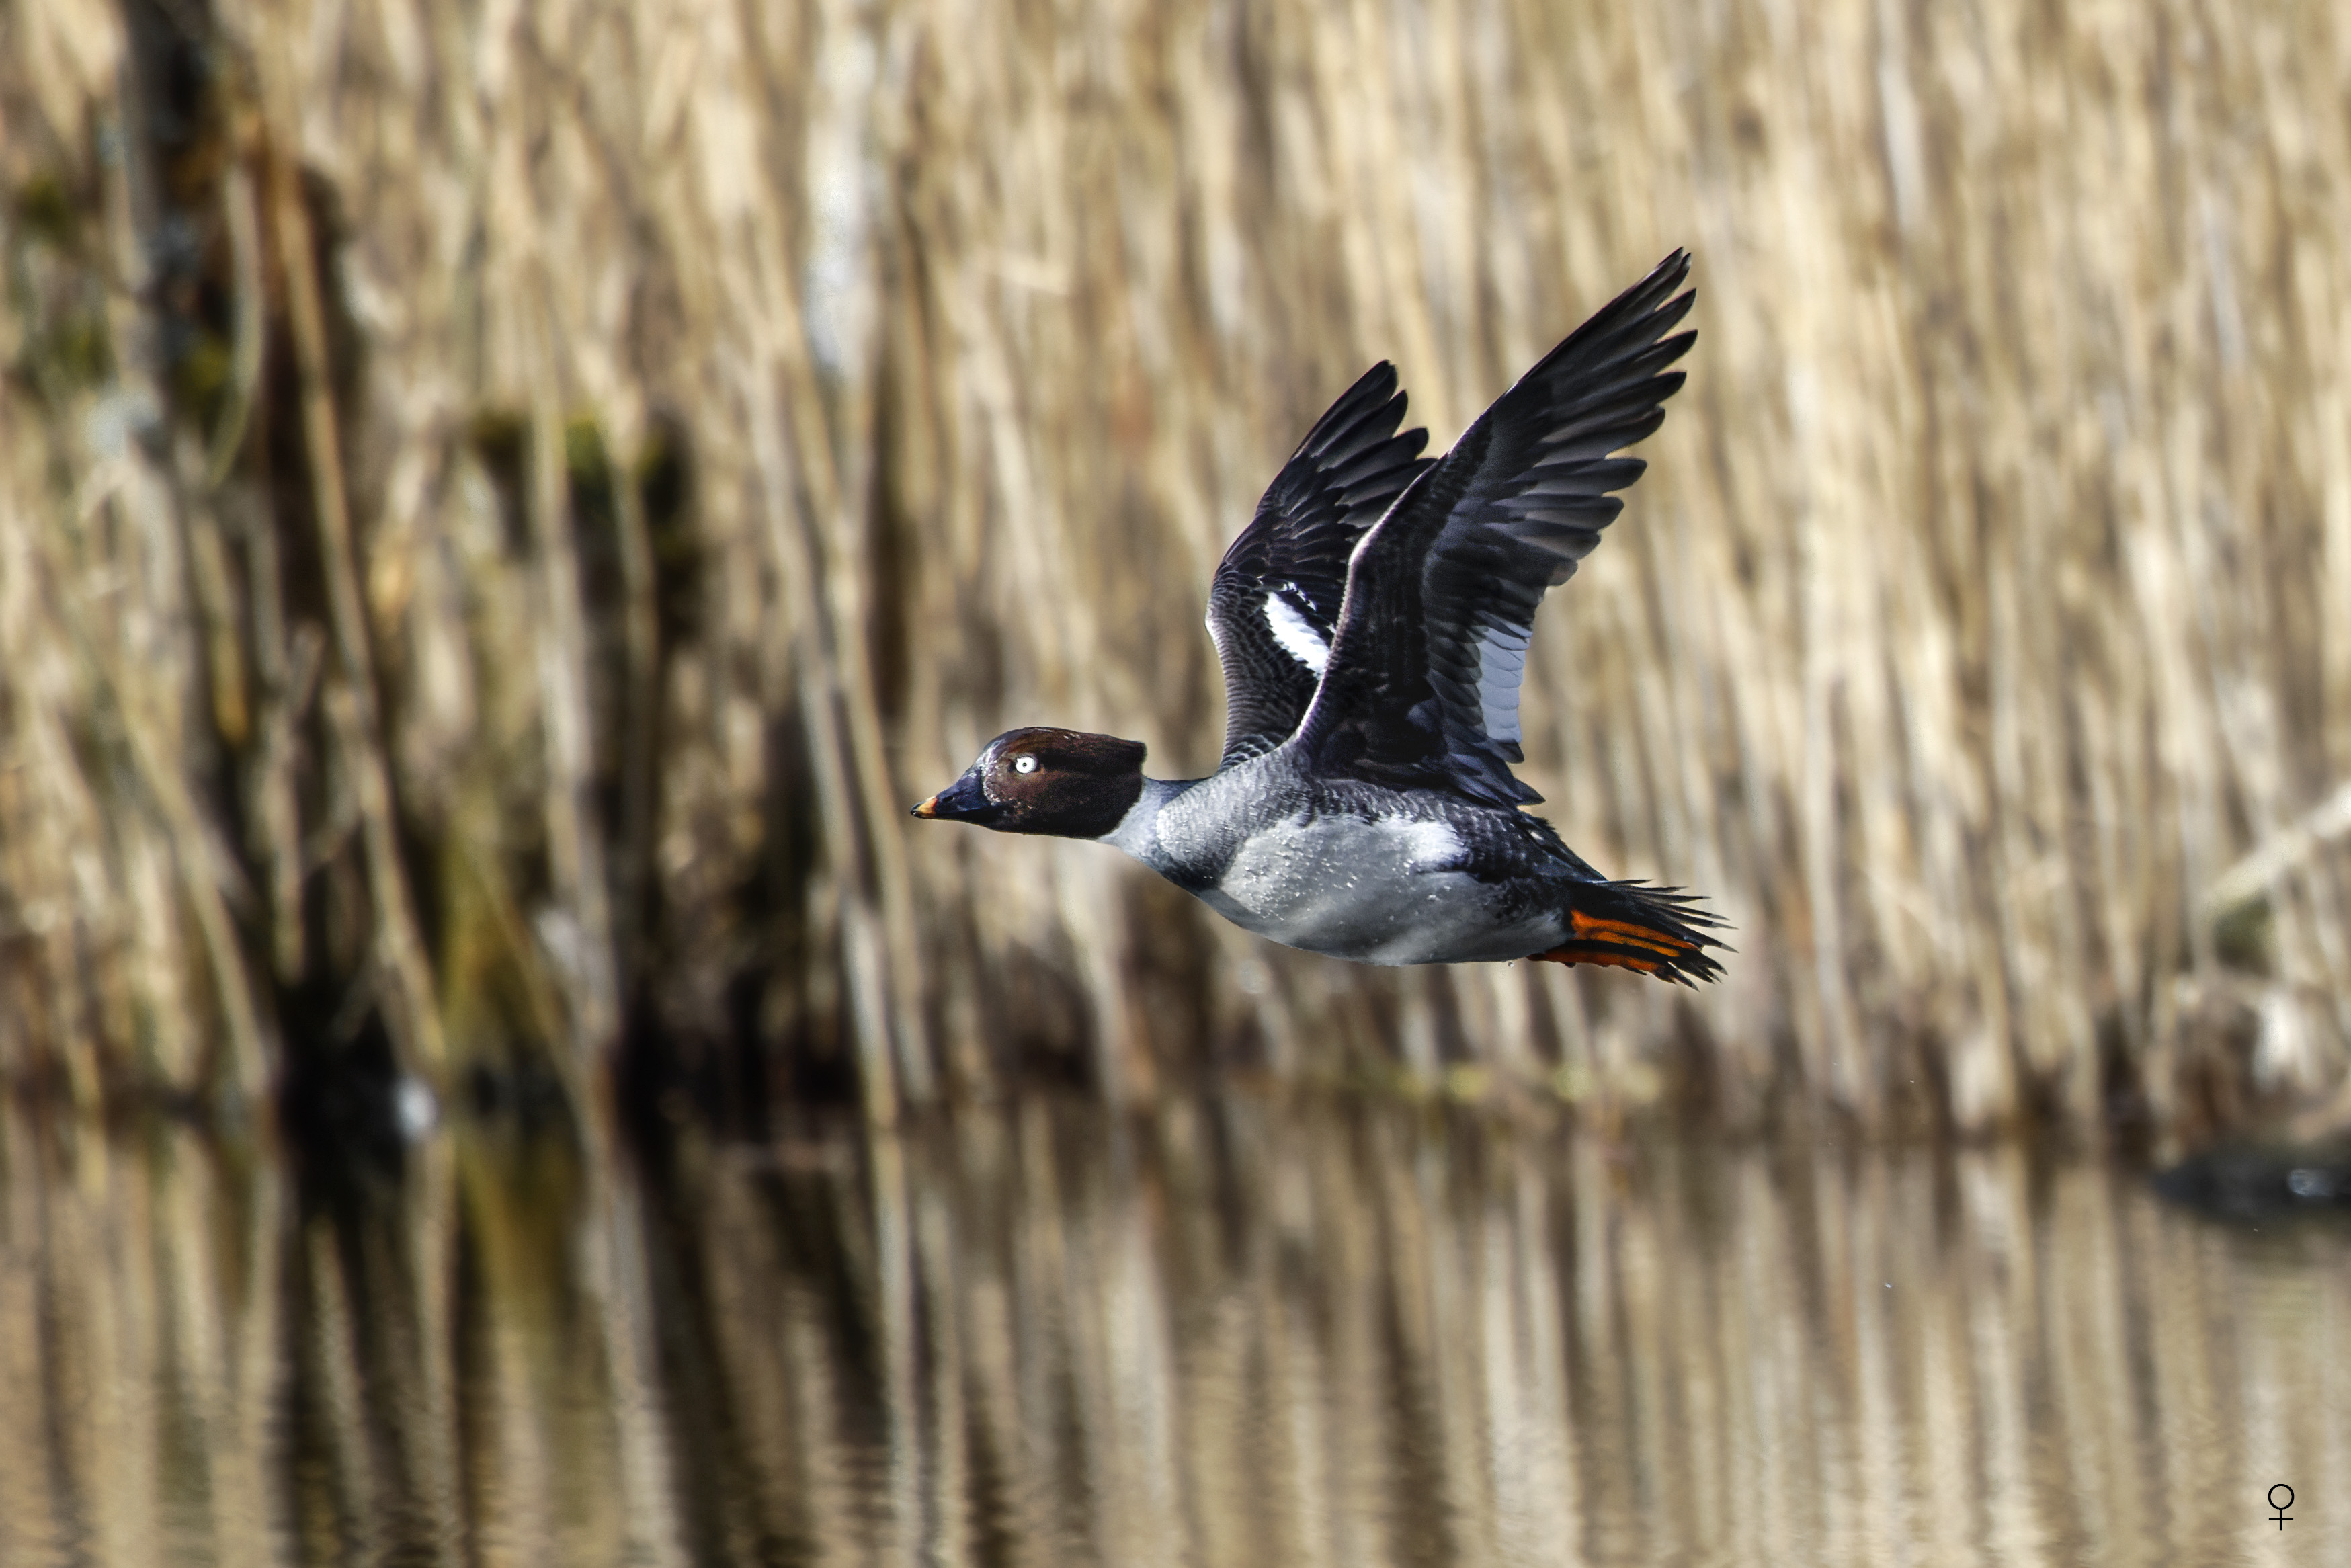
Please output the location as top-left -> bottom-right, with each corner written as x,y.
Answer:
912,727 -> 1147,839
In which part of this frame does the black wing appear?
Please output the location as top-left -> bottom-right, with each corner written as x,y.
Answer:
1293,251 -> 1696,806
1206,364 -> 1432,768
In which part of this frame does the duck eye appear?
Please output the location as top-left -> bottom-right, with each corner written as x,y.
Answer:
1012,754 -> 1039,776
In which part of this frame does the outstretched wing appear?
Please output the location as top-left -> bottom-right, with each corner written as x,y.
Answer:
1294,251 -> 1696,806
1206,364 -> 1432,768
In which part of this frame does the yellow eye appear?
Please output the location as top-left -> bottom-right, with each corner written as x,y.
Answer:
1012,754 -> 1039,775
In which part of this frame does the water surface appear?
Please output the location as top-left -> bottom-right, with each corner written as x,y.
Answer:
1,1097 -> 2342,1566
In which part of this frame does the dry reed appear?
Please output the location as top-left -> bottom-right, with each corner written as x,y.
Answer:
3,0 -> 2350,1137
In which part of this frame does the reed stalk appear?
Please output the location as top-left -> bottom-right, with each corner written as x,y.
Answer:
2,0 -> 2348,1139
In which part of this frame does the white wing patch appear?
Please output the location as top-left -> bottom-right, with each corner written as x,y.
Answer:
1401,817 -> 1467,874
1264,593 -> 1331,675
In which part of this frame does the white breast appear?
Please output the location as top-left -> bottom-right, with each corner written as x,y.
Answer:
1196,813 -> 1561,965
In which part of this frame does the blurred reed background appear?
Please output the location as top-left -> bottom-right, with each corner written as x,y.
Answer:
5,1093 -> 2346,1567
5,0 -> 2351,1139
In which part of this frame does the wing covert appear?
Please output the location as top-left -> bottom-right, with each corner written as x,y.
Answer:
1205,362 -> 1432,767
1294,251 -> 1696,805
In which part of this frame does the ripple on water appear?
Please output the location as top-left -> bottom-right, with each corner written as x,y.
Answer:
2,1100 -> 2349,1567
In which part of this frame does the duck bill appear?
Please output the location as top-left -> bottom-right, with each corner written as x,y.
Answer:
911,768 -> 1002,825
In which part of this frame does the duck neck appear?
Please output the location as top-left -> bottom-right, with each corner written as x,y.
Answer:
1096,776 -> 1191,860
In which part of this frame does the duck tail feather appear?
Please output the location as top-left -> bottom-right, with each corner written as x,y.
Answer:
1530,880 -> 1730,987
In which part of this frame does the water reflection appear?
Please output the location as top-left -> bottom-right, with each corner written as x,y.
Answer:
2,1097 -> 2344,1567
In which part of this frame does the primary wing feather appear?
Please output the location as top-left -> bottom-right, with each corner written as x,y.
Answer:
1206,364 -> 1432,768
1295,251 -> 1696,805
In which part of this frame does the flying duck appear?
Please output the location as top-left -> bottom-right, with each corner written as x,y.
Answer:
914,251 -> 1724,983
